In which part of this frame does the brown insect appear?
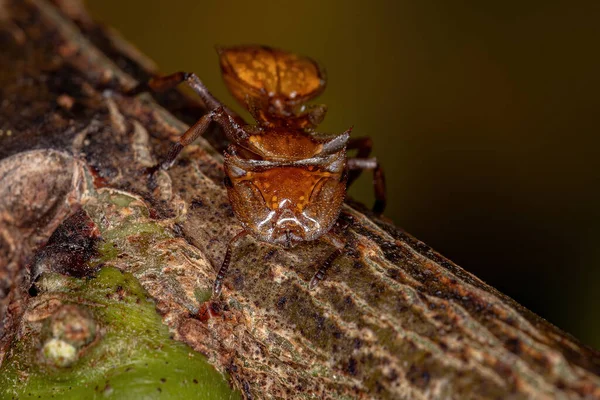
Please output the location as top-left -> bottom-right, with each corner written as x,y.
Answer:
129,45 -> 386,296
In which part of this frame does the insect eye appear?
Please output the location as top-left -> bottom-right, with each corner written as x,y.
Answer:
226,178 -> 274,230
309,177 -> 337,203
303,176 -> 346,235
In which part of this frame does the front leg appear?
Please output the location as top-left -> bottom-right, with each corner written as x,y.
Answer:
127,71 -> 245,124
213,230 -> 249,297
309,247 -> 344,289
146,107 -> 249,176
309,218 -> 355,289
129,73 -> 254,174
150,108 -> 218,173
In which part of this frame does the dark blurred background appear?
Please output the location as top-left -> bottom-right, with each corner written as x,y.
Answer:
86,0 -> 600,348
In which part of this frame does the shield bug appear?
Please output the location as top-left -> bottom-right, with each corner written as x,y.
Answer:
129,45 -> 386,296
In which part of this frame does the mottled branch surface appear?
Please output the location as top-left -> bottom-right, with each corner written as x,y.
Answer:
0,1 -> 598,399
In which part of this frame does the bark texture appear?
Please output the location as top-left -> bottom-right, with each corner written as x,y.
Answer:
0,1 -> 599,399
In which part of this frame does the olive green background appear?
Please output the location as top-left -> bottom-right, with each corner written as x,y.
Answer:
86,0 -> 600,348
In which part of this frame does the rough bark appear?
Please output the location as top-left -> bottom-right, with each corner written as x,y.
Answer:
0,1 -> 598,399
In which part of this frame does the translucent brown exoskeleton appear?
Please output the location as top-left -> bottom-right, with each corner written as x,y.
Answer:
128,45 -> 386,297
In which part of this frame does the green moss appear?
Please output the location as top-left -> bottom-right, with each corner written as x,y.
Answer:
0,268 -> 240,399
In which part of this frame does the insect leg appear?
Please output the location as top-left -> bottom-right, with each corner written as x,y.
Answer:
347,157 -> 387,213
126,72 -> 245,124
146,106 -> 246,175
346,137 -> 373,186
147,109 -> 216,174
213,230 -> 249,297
309,226 -> 353,289
309,248 -> 343,290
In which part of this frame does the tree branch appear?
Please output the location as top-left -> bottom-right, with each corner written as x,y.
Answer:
0,1 -> 598,399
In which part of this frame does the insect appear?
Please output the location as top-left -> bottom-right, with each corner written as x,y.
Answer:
129,45 -> 386,296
